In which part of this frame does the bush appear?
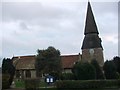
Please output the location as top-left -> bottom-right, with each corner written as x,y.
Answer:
91,59 -> 105,79
56,80 -> 120,89
24,78 -> 40,90
105,80 -> 120,88
60,73 -> 75,80
72,62 -> 96,80
103,60 -> 119,79
2,74 -> 10,89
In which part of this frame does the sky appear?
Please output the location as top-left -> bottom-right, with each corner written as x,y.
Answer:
0,0 -> 119,65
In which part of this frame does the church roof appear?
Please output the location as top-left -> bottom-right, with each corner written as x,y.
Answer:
12,55 -> 36,70
84,2 -> 99,35
61,55 -> 79,69
12,54 -> 80,70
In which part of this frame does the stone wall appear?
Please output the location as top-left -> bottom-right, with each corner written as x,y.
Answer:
31,70 -> 36,78
82,48 -> 104,67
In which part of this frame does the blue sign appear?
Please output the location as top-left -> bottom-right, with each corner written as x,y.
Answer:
45,75 -> 54,83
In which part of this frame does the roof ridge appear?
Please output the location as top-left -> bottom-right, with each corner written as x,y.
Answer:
61,54 -> 79,57
13,55 -> 36,58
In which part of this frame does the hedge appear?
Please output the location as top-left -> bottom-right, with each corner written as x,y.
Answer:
56,80 -> 120,89
24,78 -> 40,90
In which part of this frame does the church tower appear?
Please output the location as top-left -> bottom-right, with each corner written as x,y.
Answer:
81,2 -> 104,67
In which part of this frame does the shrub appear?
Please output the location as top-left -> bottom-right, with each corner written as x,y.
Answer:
113,56 -> 120,74
91,59 -> 105,79
24,78 -> 40,90
72,62 -> 96,80
103,60 -> 119,79
2,74 -> 10,89
105,80 -> 120,88
60,73 -> 75,80
56,80 -> 120,89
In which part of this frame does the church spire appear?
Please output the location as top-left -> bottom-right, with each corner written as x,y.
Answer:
84,1 -> 99,35
81,1 -> 104,67
81,1 -> 103,49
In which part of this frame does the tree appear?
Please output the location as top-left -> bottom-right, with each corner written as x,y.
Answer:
113,56 -> 120,74
35,46 -> 62,79
2,58 -> 15,88
91,59 -> 105,79
103,60 -> 119,79
72,62 -> 96,80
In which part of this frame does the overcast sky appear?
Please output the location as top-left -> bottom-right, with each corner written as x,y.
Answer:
0,0 -> 119,65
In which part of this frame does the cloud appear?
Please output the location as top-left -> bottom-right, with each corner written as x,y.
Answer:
2,2 -> 80,22
1,1 -> 118,62
103,34 -> 118,44
19,21 -> 29,30
2,0 -> 119,2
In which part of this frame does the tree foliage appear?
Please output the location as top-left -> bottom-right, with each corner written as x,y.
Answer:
72,62 -> 96,80
2,58 -> 15,87
113,56 -> 120,74
91,59 -> 105,79
103,60 -> 119,79
35,46 -> 62,78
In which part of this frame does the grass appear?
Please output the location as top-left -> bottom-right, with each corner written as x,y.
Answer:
15,80 -> 25,88
39,81 -> 48,87
14,80 -> 54,88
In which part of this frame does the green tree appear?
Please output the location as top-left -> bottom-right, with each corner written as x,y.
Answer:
113,56 -> 120,74
72,62 -> 96,80
91,59 -> 105,79
103,60 -> 119,79
35,46 -> 62,79
2,58 -> 15,88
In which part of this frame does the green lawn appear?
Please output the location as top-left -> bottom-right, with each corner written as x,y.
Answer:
14,80 -> 55,88
15,80 -> 25,88
39,81 -> 48,87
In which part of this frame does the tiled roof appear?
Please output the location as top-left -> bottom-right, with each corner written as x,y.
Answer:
61,55 -> 79,69
12,55 -> 36,70
12,54 -> 80,70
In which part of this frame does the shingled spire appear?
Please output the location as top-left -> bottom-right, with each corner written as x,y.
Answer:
84,1 -> 99,35
81,2 -> 103,49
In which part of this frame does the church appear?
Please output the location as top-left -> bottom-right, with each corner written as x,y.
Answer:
12,2 -> 104,79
